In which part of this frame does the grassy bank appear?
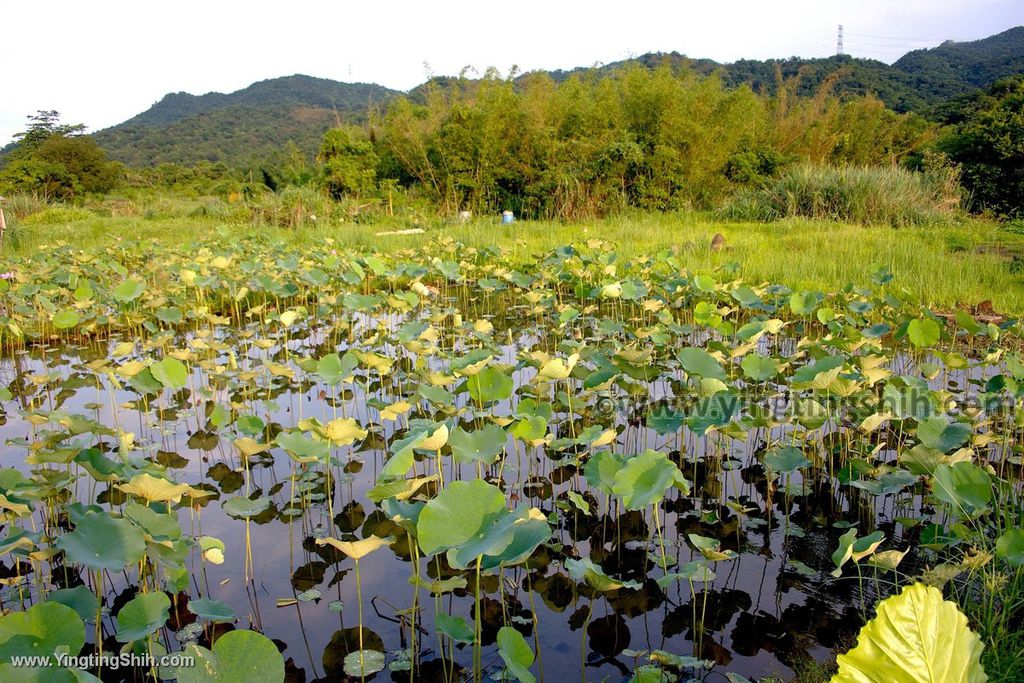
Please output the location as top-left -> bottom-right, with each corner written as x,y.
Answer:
5,208 -> 1024,314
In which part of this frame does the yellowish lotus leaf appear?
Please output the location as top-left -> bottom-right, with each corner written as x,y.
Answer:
616,347 -> 653,365
426,371 -> 456,386
420,424 -> 449,451
380,400 -> 412,422
116,361 -> 147,378
323,418 -> 367,446
203,547 -> 225,565
946,448 -> 975,464
535,353 -> 579,382
591,429 -> 617,448
355,350 -> 394,375
111,341 -> 136,356
866,549 -> 908,571
832,583 -> 987,683
0,494 -> 31,517
119,431 -> 136,454
526,350 -> 550,364
862,366 -> 892,385
234,437 -> 270,457
851,536 -> 886,562
827,376 -> 862,397
168,349 -> 193,361
263,360 -> 295,378
185,486 -> 215,500
454,355 -> 492,377
859,413 -> 890,433
316,535 -> 393,560
600,282 -> 622,299
118,473 -> 191,503
919,562 -> 967,590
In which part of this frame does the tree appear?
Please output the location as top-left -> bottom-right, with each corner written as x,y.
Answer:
12,110 -> 86,151
317,126 -> 378,199
0,112 -> 117,200
939,76 -> 1024,217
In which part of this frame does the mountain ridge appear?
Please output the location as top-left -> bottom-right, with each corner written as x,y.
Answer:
92,26 -> 1024,167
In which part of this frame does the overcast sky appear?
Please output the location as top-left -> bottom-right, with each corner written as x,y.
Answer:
2,0 -> 1022,145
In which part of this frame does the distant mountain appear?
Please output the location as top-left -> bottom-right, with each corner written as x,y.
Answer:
542,53 -> 932,111
893,26 -> 1024,100
93,75 -> 399,167
540,27 -> 1024,113
92,27 -> 1024,167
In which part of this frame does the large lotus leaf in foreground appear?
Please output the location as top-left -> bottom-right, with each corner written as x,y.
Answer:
176,630 -> 285,683
611,450 -> 689,510
497,625 -> 536,683
0,601 -> 84,663
416,479 -> 505,555
116,591 -> 171,642
832,582 -> 986,683
55,510 -> 146,572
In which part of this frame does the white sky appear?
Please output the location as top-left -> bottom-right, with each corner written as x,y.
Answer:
2,0 -> 1022,145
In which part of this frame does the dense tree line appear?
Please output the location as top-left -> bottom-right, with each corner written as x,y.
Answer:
3,65 -> 1021,222
318,66 -> 934,219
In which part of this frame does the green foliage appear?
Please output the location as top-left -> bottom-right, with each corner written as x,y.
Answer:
14,27 -> 1024,222
939,76 -> 1024,217
176,630 -> 285,683
372,66 -> 938,219
10,110 -> 86,149
318,126 -> 379,199
0,112 -> 119,200
85,28 -> 1024,173
895,26 -> 1024,102
0,601 -> 85,663
115,591 -> 171,642
722,163 -> 962,226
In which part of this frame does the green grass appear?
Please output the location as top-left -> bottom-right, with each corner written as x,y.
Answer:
6,207 -> 1024,314
722,163 -> 963,227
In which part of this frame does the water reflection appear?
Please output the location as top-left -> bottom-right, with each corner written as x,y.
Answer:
0,327 -> 973,682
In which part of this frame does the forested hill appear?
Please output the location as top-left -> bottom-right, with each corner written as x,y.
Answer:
92,75 -> 399,167
92,27 -> 1023,167
894,26 -> 1024,97
545,26 -> 1024,112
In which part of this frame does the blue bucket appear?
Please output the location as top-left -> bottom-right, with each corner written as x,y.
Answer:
501,210 -> 515,225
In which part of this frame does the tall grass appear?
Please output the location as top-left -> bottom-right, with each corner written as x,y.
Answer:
722,163 -> 963,227
5,201 -> 1023,313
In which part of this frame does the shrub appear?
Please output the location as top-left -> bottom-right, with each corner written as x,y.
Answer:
21,206 -> 95,225
720,163 -> 963,227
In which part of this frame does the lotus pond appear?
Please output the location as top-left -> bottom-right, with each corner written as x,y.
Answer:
0,234 -> 1020,682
